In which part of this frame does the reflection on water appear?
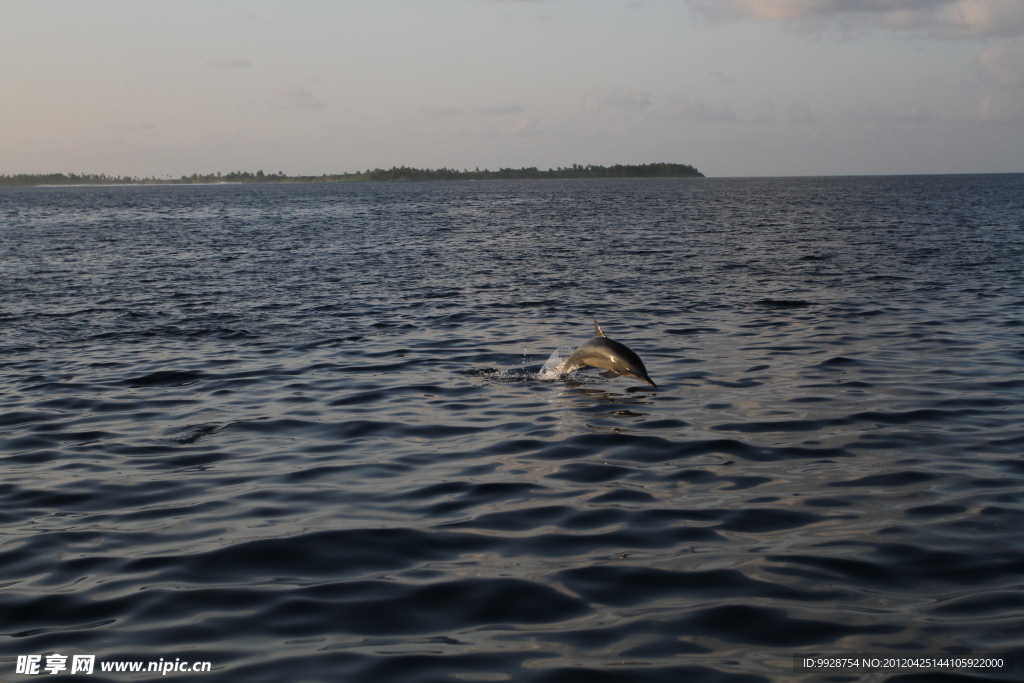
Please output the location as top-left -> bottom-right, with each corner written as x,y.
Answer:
1,175 -> 1023,682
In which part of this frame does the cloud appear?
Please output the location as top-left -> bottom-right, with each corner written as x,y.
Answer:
502,116 -> 543,137
480,103 -> 525,116
584,88 -> 653,113
975,91 -> 1024,122
944,0 -> 1024,38
478,115 -> 543,138
687,0 -> 942,26
856,104 -> 946,123
686,0 -> 1024,38
420,105 -> 465,117
274,84 -> 324,109
664,93 -> 737,122
855,97 -> 1024,124
207,58 -> 253,68
977,41 -> 1024,85
658,93 -> 816,124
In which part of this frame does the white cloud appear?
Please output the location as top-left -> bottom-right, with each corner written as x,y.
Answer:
975,91 -> 1024,122
502,115 -> 543,137
687,0 -> 1024,38
977,41 -> 1024,85
944,0 -> 1024,38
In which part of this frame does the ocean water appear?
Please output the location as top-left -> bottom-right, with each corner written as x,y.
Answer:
1,175 -> 1023,682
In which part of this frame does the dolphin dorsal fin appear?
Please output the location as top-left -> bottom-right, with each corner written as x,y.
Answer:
594,321 -> 606,337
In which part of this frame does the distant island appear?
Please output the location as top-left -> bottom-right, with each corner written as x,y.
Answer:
0,163 -> 703,186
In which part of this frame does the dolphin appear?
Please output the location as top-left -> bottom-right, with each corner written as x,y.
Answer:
556,321 -> 657,389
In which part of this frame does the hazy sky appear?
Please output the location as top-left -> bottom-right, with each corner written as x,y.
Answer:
3,0 -> 1023,177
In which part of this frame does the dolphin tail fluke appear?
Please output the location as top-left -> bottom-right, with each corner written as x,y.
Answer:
594,321 -> 606,337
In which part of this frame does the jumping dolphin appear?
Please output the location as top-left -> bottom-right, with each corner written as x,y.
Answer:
556,321 -> 657,389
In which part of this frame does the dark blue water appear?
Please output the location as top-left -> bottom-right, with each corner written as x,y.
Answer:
2,175 -> 1023,682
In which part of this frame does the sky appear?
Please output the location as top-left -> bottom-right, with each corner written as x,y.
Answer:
2,0 -> 1023,177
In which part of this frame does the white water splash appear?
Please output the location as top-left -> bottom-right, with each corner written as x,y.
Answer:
537,346 -> 576,379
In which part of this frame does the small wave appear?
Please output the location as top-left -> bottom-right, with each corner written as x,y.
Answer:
465,346 -> 576,383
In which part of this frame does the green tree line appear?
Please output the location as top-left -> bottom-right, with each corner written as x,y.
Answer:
0,163 -> 703,187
